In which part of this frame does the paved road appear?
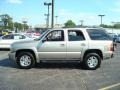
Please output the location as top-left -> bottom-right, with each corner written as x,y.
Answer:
0,45 -> 120,90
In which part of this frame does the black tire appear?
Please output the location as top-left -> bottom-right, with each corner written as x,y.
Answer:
16,52 -> 35,69
83,53 -> 101,70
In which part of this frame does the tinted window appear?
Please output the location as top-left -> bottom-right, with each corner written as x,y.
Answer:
87,29 -> 111,40
68,30 -> 85,41
46,30 -> 64,41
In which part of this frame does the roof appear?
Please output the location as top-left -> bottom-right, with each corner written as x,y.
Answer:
51,27 -> 104,31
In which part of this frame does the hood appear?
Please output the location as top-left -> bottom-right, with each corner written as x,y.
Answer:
11,39 -> 39,49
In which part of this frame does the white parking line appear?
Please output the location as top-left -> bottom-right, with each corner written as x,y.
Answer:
99,83 -> 120,90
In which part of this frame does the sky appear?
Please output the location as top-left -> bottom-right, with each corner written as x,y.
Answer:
0,0 -> 120,27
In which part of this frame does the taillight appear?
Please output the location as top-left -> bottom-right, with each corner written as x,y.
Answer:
109,43 -> 114,51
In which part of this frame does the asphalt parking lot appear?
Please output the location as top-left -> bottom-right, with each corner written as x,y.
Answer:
0,44 -> 120,90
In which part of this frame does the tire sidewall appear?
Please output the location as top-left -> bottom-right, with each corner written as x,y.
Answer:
16,52 -> 35,69
84,53 -> 101,70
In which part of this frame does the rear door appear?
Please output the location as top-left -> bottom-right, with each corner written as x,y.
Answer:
66,30 -> 87,59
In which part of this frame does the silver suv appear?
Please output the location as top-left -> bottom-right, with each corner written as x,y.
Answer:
9,28 -> 114,70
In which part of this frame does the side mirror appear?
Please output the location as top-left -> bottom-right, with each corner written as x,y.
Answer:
42,38 -> 47,43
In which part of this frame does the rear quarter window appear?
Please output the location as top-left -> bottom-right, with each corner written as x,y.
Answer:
87,29 -> 111,40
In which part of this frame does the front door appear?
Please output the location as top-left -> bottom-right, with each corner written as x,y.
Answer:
37,30 -> 66,60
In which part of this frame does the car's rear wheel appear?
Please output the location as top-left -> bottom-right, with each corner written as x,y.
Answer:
16,52 -> 35,69
83,53 -> 101,70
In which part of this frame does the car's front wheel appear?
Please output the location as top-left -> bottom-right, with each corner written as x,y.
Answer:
83,53 -> 101,70
16,52 -> 35,69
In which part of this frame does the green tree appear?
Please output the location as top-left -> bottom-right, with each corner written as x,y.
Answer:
64,20 -> 76,28
113,23 -> 120,29
100,24 -> 109,28
0,14 -> 29,31
0,14 -> 13,30
23,24 -> 29,30
14,22 -> 23,31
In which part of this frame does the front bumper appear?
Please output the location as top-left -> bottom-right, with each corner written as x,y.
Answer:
8,52 -> 16,61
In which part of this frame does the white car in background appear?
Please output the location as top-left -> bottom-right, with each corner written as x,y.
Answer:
25,30 -> 41,39
0,33 -> 33,49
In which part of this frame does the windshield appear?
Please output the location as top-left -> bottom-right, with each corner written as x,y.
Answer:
34,30 -> 50,41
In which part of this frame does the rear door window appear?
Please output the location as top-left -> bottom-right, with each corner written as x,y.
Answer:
68,30 -> 85,41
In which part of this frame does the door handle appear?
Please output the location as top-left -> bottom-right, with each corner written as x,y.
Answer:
60,44 -> 65,46
81,43 -> 86,46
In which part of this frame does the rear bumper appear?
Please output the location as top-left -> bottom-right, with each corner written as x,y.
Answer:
103,51 -> 114,60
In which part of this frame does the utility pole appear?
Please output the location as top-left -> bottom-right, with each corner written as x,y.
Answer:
98,15 -> 105,26
51,0 -> 54,28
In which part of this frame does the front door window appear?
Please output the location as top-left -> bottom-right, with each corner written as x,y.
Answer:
46,30 -> 64,41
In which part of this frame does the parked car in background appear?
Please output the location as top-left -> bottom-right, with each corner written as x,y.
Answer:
25,30 -> 41,39
108,33 -> 117,47
0,33 -> 33,49
2,29 -> 9,35
116,34 -> 120,43
0,30 -> 3,37
108,33 -> 118,42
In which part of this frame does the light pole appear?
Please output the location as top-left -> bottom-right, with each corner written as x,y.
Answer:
45,18 -> 47,28
80,20 -> 84,27
55,16 -> 58,25
12,20 -> 14,30
98,15 -> 105,26
22,18 -> 27,31
44,14 -> 48,28
111,22 -> 120,33
111,22 -> 115,33
12,16 -> 14,30
44,2 -> 51,28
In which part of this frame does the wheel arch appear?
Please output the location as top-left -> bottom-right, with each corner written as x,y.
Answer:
15,49 -> 37,62
83,49 -> 103,61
